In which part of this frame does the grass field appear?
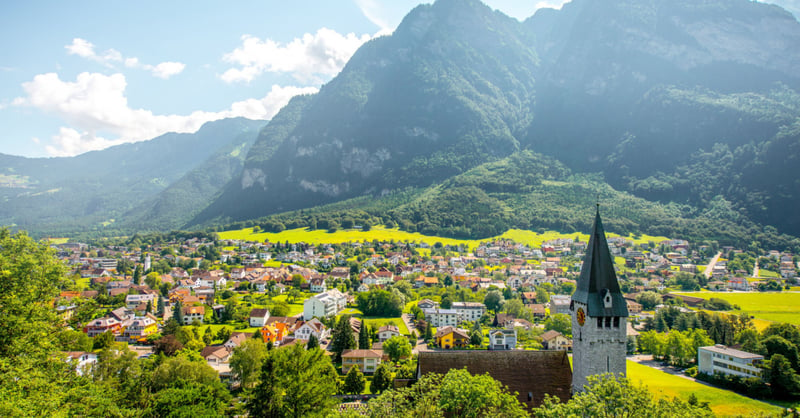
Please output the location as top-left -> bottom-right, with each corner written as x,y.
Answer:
675,291 -> 800,326
626,361 -> 782,417
270,294 -> 306,317
218,226 -> 670,251
759,270 -> 781,278
337,307 -> 411,336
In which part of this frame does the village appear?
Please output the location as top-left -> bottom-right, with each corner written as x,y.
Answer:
52,229 -> 800,412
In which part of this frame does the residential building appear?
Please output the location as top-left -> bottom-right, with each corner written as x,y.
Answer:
341,349 -> 383,373
310,277 -> 327,293
249,308 -> 271,328
124,315 -> 158,342
698,345 -> 763,379
182,305 -> 205,324
541,330 -> 572,351
85,317 -> 121,337
423,308 -> 458,328
452,301 -> 486,322
434,326 -> 469,349
201,345 -> 233,366
489,329 -> 517,350
303,289 -> 346,320
294,318 -> 329,341
125,293 -> 157,310
65,351 -> 98,376
377,324 -> 400,342
549,295 -> 571,316
417,299 -> 438,309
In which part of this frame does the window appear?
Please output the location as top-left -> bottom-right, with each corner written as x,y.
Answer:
597,318 -> 603,328
613,317 -> 620,328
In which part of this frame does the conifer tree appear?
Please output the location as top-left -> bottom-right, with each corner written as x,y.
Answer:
343,366 -> 366,395
173,301 -> 184,325
307,334 -> 319,350
358,321 -> 370,349
330,315 -> 356,362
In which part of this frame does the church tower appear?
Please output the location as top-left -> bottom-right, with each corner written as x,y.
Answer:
571,206 -> 629,392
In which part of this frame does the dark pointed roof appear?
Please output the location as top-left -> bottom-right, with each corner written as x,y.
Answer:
571,206 -> 629,317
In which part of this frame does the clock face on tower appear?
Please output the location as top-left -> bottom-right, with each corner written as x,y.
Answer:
576,307 -> 586,326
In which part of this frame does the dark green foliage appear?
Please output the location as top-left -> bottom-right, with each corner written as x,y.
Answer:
343,366 -> 365,395
371,363 -> 393,394
356,288 -> 404,317
329,315 -> 357,362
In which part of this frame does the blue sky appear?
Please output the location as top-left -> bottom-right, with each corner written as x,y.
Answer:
1,0 -> 797,157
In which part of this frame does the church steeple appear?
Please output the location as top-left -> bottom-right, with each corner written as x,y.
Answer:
572,205 -> 628,318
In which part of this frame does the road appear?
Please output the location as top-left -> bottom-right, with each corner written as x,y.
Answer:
752,262 -> 760,279
704,251 -> 722,279
401,313 -> 430,353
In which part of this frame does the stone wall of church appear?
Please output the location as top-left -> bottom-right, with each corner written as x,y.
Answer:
571,301 -> 628,391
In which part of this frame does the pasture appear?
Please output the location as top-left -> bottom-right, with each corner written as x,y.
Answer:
218,226 -> 670,251
676,291 -> 800,326
626,361 -> 782,417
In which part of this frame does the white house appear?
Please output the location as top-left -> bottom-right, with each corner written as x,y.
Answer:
249,308 -> 271,327
489,329 -> 517,350
377,324 -> 400,342
294,318 -> 330,341
698,345 -> 763,379
310,277 -> 327,293
125,293 -> 157,310
65,351 -> 98,376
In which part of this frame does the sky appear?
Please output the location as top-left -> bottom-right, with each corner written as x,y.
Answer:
1,0 -> 797,158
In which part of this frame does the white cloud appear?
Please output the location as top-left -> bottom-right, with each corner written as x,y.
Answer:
221,28 -> 372,84
65,38 -> 185,79
14,72 -> 317,156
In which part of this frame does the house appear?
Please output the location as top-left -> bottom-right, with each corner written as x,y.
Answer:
528,304 -> 547,319
489,329 -> 517,350
65,351 -> 98,376
417,299 -> 438,310
309,277 -> 327,293
728,277 -> 751,291
356,283 -> 369,293
452,302 -> 486,322
541,330 -> 572,351
201,345 -> 233,365
417,351 -> 571,409
261,322 -> 290,346
549,295 -> 571,316
493,313 -> 516,327
125,293 -> 157,310
124,315 -> 158,342
698,345 -> 763,379
294,318 -> 330,341
626,300 -> 642,314
182,305 -> 205,324
85,317 -> 121,337
521,292 -> 538,304
249,308 -> 271,328
341,349 -> 383,374
435,326 -> 469,349
224,332 -> 251,349
377,324 -> 400,342
303,289 -> 347,320
422,308 -> 459,328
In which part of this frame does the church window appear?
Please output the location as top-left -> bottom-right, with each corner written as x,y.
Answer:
604,317 -> 611,328
613,317 -> 620,328
597,317 -> 603,328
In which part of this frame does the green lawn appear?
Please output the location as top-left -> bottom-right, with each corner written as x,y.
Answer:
675,291 -> 800,326
74,277 -> 91,290
626,361 -> 782,417
218,226 -> 670,251
337,309 -> 411,336
759,270 -> 781,278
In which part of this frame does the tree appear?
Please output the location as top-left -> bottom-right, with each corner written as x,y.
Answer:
154,334 -> 184,356
358,321 -> 371,349
132,265 -> 142,285
307,334 -> 319,350
767,354 -> 800,399
440,294 -> 453,309
144,272 -> 161,290
371,363 -> 393,394
484,290 -> 505,313
762,335 -> 800,370
231,338 -> 269,389
383,335 -> 412,362
343,365 -> 366,394
0,229 -> 67,359
330,315 -> 357,362
545,313 -> 572,337
636,291 -> 663,310
93,330 -> 116,350
172,300 -> 184,326
216,326 -> 232,342
424,321 -> 433,341
247,344 -> 338,418
469,330 -> 483,346
356,288 -> 404,317
504,299 -> 524,317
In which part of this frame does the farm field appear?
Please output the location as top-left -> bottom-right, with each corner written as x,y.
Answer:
218,226 -> 670,251
626,361 -> 782,417
675,291 -> 800,326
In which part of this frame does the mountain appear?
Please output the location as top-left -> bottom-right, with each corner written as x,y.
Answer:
0,118 -> 265,237
193,0 -> 800,246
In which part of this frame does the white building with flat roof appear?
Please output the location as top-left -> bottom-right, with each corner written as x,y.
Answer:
423,308 -> 459,328
698,345 -> 763,379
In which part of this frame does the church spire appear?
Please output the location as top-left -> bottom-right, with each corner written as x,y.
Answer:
572,206 -> 628,317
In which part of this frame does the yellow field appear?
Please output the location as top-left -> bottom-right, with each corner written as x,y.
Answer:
676,291 -> 800,326
45,237 -> 69,245
627,361 -> 782,417
218,226 -> 670,251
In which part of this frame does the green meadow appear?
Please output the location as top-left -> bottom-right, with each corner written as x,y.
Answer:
218,226 -> 670,251
675,291 -> 800,326
626,361 -> 782,417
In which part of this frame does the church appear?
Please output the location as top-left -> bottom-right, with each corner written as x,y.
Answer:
570,205 -> 629,391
